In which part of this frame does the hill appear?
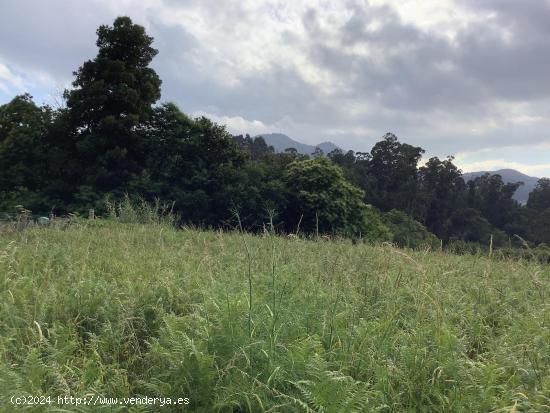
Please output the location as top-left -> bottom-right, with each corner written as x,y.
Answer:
463,168 -> 540,204
257,133 -> 339,155
1,219 -> 548,411
255,135 -> 539,205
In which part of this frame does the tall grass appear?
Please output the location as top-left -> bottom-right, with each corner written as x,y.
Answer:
105,195 -> 178,227
0,215 -> 548,411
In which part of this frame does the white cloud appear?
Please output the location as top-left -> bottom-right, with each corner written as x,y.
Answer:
454,142 -> 550,177
0,63 -> 25,93
370,0 -> 480,33
1,0 -> 550,171
457,159 -> 550,177
193,111 -> 272,136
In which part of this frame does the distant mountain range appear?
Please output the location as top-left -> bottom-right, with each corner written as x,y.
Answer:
462,169 -> 539,204
256,133 -> 339,155
255,133 -> 540,204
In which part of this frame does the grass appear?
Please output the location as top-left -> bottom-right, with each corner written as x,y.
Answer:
0,219 -> 549,412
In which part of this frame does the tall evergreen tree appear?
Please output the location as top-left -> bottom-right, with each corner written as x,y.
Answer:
64,16 -> 161,193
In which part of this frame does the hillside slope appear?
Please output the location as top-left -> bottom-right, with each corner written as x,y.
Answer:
257,133 -> 339,155
0,221 -> 548,412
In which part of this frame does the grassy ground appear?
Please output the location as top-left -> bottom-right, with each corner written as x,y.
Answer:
0,220 -> 549,412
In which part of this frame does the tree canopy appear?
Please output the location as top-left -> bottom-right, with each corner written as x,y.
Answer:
64,16 -> 162,193
1,15 -> 548,251
282,157 -> 389,238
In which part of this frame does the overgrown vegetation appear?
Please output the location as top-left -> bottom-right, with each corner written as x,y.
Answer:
1,16 -> 550,249
1,13 -> 549,413
0,216 -> 548,412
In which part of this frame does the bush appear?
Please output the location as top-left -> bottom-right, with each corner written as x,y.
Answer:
383,209 -> 439,249
282,157 -> 391,240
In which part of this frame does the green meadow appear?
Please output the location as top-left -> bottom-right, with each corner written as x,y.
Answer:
0,219 -> 548,412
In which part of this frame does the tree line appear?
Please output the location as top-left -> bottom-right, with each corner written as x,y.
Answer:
1,16 -> 549,252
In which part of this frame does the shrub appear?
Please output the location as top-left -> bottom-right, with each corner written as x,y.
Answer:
383,209 -> 439,249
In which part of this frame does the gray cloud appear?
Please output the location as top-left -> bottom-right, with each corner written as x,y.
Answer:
0,0 -> 549,173
454,1 -> 550,101
0,1 -> 114,83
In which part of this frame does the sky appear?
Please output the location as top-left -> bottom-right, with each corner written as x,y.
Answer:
1,0 -> 549,177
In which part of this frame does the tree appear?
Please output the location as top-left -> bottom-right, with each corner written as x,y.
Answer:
445,208 -> 506,246
383,209 -> 439,249
135,103 -> 247,226
527,178 -> 550,211
523,178 -> 550,244
64,16 -> 162,193
0,94 -> 53,211
418,156 -> 466,239
282,157 -> 390,239
328,149 -> 369,191
466,173 -> 522,232
312,147 -> 324,158
233,134 -> 274,161
363,133 -> 424,216
529,208 -> 550,244
328,149 -> 358,171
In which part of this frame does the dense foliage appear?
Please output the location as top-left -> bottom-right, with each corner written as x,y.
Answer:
329,144 -> 549,248
1,16 -> 549,248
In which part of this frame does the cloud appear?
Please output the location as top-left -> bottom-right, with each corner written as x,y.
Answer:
457,159 -> 550,177
0,0 -> 549,169
192,112 -> 272,136
0,63 -> 24,93
454,142 -> 550,177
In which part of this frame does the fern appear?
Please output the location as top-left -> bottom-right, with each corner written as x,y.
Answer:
288,356 -> 375,413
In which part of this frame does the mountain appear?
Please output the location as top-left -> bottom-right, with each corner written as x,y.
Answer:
255,135 -> 539,204
462,169 -> 540,204
256,133 -> 339,155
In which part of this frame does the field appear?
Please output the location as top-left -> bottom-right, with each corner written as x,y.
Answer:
0,219 -> 549,412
